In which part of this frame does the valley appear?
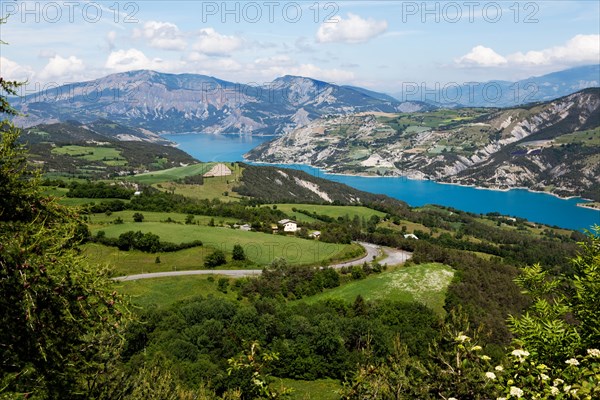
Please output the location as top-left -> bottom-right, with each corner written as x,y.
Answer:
1,19 -> 599,396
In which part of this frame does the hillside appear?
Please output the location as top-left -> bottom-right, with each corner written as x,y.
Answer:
247,88 -> 600,200
12,70 -> 432,135
234,163 -> 410,208
19,121 -> 198,179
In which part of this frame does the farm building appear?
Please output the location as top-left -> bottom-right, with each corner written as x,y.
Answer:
278,219 -> 299,232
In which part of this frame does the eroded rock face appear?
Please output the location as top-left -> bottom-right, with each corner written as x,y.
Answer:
248,89 -> 600,200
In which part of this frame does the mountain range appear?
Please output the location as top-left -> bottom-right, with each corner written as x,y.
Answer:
394,65 -> 600,108
247,88 -> 600,201
12,70 -> 430,135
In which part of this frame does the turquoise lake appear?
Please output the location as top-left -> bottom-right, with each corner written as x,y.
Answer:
166,133 -> 599,231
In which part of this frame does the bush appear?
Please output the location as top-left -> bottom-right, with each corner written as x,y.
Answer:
133,212 -> 144,222
205,250 -> 226,268
232,244 -> 246,261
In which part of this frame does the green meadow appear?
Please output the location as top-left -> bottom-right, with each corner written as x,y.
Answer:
92,222 -> 360,267
303,263 -> 455,316
87,210 -> 235,226
52,145 -> 127,165
126,163 -> 218,184
271,203 -> 386,223
115,275 -> 239,308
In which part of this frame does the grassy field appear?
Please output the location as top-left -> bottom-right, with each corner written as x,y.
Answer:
554,127 -> 600,146
92,222 -> 360,267
126,162 -> 245,202
115,275 -> 239,308
126,163 -> 217,184
87,210 -> 236,226
83,243 -> 217,276
272,204 -> 386,223
52,145 -> 127,165
303,263 -> 455,316
273,378 -> 341,400
42,186 -> 131,207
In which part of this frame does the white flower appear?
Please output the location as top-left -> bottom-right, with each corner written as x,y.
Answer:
448,398 -> 458,400
563,385 -> 571,393
495,365 -> 504,371
485,372 -> 496,380
481,355 -> 491,361
587,348 -> 600,357
565,358 -> 580,366
510,387 -> 524,398
553,378 -> 564,386
540,373 -> 550,380
511,349 -> 529,361
497,398 -> 507,400
455,334 -> 470,343
550,386 -> 559,395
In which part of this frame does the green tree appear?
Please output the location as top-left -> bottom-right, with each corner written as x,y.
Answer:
185,214 -> 195,224
232,244 -> 246,261
205,249 -> 227,268
133,212 -> 144,222
0,117 -> 130,397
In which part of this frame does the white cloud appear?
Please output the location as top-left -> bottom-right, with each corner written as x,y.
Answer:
105,48 -> 180,72
316,13 -> 387,44
253,57 -> 355,82
456,35 -> 600,68
0,57 -> 35,82
106,31 -> 118,51
186,52 -> 242,72
37,50 -> 57,59
38,55 -> 85,80
192,28 -> 243,56
508,34 -> 600,66
455,45 -> 508,67
133,21 -> 187,51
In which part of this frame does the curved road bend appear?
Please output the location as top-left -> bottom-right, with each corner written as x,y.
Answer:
114,242 -> 412,282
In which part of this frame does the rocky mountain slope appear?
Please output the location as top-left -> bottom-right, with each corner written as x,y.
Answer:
246,88 -> 600,200
12,70 -> 431,135
394,65 -> 600,108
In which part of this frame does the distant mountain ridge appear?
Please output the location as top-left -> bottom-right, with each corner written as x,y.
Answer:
394,65 -> 600,108
12,70 -> 432,135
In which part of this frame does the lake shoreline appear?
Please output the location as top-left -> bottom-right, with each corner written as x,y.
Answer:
245,159 -> 597,205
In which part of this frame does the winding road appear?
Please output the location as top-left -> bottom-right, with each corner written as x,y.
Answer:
113,242 -> 412,282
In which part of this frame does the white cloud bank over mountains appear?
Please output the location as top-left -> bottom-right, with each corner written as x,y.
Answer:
456,34 -> 600,68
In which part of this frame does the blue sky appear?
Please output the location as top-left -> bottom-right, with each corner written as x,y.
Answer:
1,0 -> 598,92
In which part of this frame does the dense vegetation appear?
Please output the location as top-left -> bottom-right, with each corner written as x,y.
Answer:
122,296 -> 441,392
2,50 -> 598,398
19,121 -> 197,179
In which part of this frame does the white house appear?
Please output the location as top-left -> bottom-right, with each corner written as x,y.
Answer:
239,224 -> 251,231
404,233 -> 419,240
278,219 -> 298,233
309,231 -> 321,239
